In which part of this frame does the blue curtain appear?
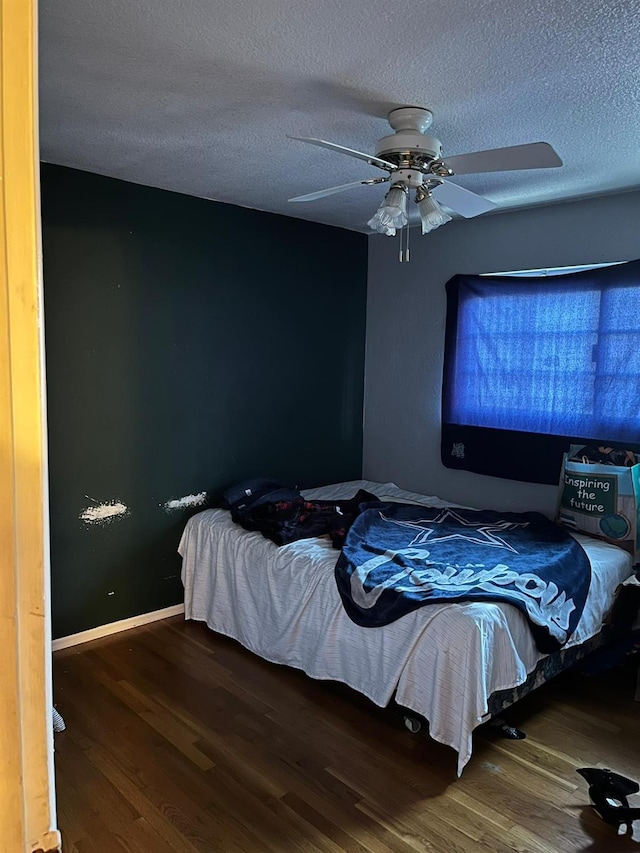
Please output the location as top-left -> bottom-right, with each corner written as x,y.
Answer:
444,263 -> 640,444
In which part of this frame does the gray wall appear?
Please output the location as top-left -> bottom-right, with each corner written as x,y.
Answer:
363,190 -> 640,516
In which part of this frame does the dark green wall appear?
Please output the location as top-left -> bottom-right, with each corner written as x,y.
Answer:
42,164 -> 367,639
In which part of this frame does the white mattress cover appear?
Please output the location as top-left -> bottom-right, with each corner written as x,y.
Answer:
179,480 -> 633,774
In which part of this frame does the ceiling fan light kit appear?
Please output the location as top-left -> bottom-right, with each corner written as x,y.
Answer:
367,184 -> 408,234
415,186 -> 451,234
288,105 -> 562,259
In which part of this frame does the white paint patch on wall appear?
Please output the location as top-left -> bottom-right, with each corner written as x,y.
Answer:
79,499 -> 128,524
163,491 -> 208,511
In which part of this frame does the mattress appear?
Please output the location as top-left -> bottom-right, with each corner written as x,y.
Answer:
179,479 -> 633,774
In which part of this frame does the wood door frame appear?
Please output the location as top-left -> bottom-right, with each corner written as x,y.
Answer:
0,0 -> 59,850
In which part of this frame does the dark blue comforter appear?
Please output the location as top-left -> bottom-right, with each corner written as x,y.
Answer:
334,504 -> 592,652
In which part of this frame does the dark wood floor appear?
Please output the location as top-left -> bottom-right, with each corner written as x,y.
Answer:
53,616 -> 640,852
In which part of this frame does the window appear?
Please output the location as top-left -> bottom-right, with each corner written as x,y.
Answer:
441,261 -> 640,484
479,262 -> 625,278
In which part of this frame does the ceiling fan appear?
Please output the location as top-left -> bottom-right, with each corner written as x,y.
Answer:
288,106 -> 562,240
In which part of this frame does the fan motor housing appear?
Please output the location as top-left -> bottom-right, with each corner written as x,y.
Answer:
375,131 -> 442,164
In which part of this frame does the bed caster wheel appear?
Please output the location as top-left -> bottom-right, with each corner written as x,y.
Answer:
404,715 -> 422,734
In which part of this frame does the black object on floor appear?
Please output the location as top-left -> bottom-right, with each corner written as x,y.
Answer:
489,716 -> 526,739
577,767 -> 640,826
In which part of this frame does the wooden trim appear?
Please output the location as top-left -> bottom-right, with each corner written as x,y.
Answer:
0,0 -> 59,850
52,604 -> 186,651
32,831 -> 62,853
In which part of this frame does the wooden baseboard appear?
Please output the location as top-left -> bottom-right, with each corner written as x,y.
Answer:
32,829 -> 62,852
52,604 -> 185,651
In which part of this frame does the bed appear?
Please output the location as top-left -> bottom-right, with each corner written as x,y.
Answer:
179,479 -> 634,775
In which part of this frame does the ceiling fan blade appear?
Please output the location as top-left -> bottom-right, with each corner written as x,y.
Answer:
288,136 -> 396,170
431,180 -> 497,218
441,142 -> 562,176
289,177 -> 389,202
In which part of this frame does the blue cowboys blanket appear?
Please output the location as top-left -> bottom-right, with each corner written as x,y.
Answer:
334,504 -> 592,652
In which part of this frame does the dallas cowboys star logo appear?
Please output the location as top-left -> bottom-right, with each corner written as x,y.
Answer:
380,507 -> 529,554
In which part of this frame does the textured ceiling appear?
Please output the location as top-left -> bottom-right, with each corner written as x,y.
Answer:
39,0 -> 640,233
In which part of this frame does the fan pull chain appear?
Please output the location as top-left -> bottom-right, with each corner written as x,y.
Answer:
398,221 -> 411,263
397,218 -> 411,263
398,221 -> 410,263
